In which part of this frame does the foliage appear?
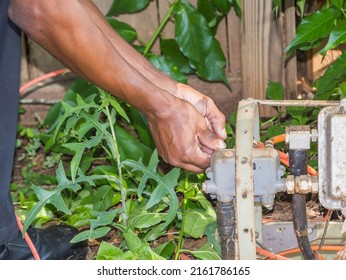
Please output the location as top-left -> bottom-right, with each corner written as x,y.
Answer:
13,0 -> 241,260
15,0 -> 346,261
284,0 -> 346,99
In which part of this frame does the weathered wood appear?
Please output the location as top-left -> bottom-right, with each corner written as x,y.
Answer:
284,0 -> 298,99
157,0 -> 175,42
241,0 -> 284,116
227,9 -> 242,78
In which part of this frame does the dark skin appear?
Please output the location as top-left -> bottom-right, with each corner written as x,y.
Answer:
8,0 -> 227,173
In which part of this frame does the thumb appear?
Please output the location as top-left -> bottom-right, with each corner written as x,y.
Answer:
197,128 -> 226,151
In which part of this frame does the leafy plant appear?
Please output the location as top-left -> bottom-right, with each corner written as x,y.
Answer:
284,0 -> 346,100
15,0 -> 346,260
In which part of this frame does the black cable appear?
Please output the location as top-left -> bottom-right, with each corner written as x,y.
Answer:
217,201 -> 236,259
289,149 -> 316,260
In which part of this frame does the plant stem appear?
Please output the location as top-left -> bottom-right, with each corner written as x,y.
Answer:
174,172 -> 189,260
105,106 -> 127,225
260,116 -> 277,127
143,0 -> 180,56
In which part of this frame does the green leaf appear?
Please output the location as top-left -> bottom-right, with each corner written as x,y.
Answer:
314,51 -> 346,98
123,227 -> 165,260
174,1 -> 213,63
296,0 -> 306,18
193,38 -> 229,86
154,241 -> 175,260
89,210 -> 118,230
285,107 -> 309,125
198,0 -> 218,23
63,134 -> 103,182
229,0 -> 242,17
266,81 -> 285,100
189,190 -> 216,219
115,125 -> 153,164
148,54 -> 188,84
319,19 -> 346,56
183,208 -> 215,238
129,107 -> 155,149
212,0 -> 232,14
96,241 -> 126,260
92,185 -> 115,211
205,222 -> 221,256
332,0 -> 344,10
187,243 -> 221,260
265,125 -> 285,140
52,94 -> 98,142
272,0 -> 282,18
22,162 -> 81,233
98,88 -> 130,123
70,227 -> 111,243
121,150 -> 180,227
106,17 -> 137,43
160,39 -> 193,74
128,212 -> 167,229
285,8 -> 336,55
107,0 -> 150,16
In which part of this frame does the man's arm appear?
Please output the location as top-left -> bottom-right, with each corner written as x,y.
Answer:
8,0 -> 226,173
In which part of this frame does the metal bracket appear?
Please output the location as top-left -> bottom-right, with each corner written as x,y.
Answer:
235,99 -> 260,260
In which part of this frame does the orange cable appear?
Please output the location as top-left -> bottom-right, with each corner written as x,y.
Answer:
270,134 -> 286,145
14,69 -> 69,260
257,245 -> 344,260
256,247 -> 289,260
277,245 -> 344,257
15,214 -> 40,260
19,68 -> 69,94
257,137 -> 318,176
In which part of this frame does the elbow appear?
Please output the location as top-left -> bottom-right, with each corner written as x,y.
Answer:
8,1 -> 49,38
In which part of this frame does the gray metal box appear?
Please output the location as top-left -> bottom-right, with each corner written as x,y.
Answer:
319,101 -> 346,210
204,148 -> 285,204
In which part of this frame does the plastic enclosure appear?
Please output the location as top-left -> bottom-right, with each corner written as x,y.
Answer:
318,99 -> 346,211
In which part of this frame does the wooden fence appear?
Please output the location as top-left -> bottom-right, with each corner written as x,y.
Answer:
19,0 -> 299,124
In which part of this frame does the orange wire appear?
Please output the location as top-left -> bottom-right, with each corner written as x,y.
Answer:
256,247 -> 289,260
257,245 -> 344,260
277,245 -> 344,257
14,69 -> 69,260
15,215 -> 40,260
19,68 -> 69,93
270,134 -> 286,145
257,136 -> 319,176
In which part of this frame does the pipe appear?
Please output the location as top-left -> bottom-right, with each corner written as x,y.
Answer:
216,201 -> 236,259
289,149 -> 316,260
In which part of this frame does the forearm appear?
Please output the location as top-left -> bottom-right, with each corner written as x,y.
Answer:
79,0 -> 178,96
8,0 -> 177,118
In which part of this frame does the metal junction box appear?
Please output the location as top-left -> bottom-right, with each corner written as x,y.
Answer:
203,148 -> 285,206
318,99 -> 346,211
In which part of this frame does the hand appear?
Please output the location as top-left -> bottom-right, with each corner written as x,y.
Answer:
174,83 -> 227,154
146,96 -> 226,174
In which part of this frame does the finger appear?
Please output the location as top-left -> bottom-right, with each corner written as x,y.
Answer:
170,148 -> 210,174
208,111 -> 227,140
204,99 -> 227,140
197,128 -> 226,151
200,144 -> 214,155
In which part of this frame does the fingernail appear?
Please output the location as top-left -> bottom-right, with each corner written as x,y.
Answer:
218,139 -> 227,149
221,128 -> 227,139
